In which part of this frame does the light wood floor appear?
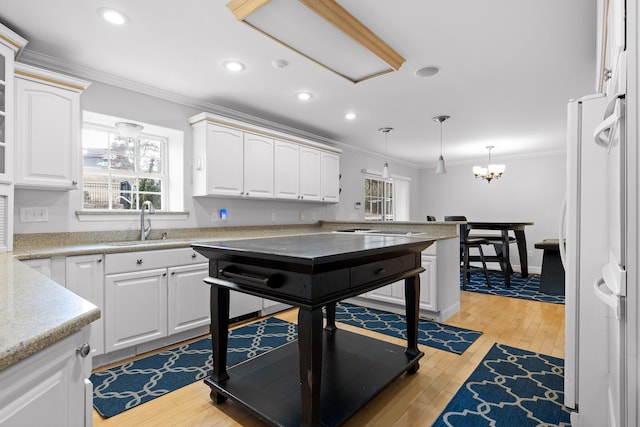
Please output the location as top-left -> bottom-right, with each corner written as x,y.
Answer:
93,290 -> 565,426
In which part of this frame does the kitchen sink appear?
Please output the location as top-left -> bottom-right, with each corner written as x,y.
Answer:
105,239 -> 184,247
335,229 -> 427,236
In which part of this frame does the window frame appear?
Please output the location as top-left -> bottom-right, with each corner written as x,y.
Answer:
78,111 -> 185,219
364,176 -> 394,221
82,123 -> 167,211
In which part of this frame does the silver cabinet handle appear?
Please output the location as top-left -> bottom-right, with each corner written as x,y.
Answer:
136,259 -> 143,265
97,258 -> 103,263
191,253 -> 197,258
77,343 -> 91,357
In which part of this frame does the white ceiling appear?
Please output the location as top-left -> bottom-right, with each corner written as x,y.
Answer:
0,0 -> 597,169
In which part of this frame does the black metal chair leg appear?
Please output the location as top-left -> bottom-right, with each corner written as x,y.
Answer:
478,246 -> 492,288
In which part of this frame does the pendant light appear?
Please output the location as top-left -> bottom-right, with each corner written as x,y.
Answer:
432,115 -> 450,174
379,127 -> 393,179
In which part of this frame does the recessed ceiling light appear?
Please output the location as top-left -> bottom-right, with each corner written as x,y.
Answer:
345,112 -> 357,120
296,92 -> 313,101
98,8 -> 128,25
272,59 -> 289,69
415,66 -> 440,77
223,61 -> 245,72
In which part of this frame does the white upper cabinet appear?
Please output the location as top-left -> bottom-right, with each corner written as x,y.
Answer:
190,112 -> 341,202
0,24 -> 27,254
321,151 -> 340,203
274,139 -> 300,199
192,125 -> 275,198
14,63 -> 90,190
299,146 -> 321,201
192,123 -> 244,196
243,132 -> 274,198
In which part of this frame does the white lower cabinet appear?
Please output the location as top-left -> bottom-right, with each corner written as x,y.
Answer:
105,268 -> 168,353
347,238 -> 460,322
0,327 -> 92,427
20,256 -> 66,286
364,253 -> 437,312
66,255 -> 105,356
168,263 -> 210,335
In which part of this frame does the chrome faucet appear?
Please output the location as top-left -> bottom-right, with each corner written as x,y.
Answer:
140,201 -> 155,240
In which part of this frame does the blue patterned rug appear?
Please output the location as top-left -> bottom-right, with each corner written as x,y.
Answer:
334,303 -> 481,355
433,343 -> 571,426
91,317 -> 297,418
463,270 -> 565,304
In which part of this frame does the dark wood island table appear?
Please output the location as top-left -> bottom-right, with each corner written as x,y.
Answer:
192,233 -> 435,427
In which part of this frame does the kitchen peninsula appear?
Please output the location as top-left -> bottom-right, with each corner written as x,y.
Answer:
193,233 -> 436,426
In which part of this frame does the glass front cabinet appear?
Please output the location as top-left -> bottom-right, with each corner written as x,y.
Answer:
0,24 -> 27,252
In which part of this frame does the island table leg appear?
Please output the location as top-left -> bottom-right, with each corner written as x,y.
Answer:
209,285 -> 230,403
404,274 -> 422,373
324,302 -> 337,333
298,307 -> 323,426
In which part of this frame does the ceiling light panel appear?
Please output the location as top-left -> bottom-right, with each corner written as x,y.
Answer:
227,0 -> 405,83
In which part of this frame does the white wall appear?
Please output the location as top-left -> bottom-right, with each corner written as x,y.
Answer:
419,153 -> 567,272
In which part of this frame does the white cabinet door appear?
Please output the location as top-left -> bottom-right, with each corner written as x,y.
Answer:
0,327 -> 92,427
14,72 -> 85,190
167,263 -> 210,335
105,268 -> 168,352
198,124 -> 244,196
66,254 -> 105,356
321,151 -> 340,203
299,146 -> 321,201
274,140 -> 300,199
21,257 -> 66,286
0,41 -> 15,184
0,185 -> 11,252
418,254 -> 438,312
243,132 -> 274,198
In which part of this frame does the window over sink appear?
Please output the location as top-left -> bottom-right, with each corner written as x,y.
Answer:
81,112 -> 184,213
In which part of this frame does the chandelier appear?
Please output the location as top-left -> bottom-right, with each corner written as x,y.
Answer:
473,146 -> 505,183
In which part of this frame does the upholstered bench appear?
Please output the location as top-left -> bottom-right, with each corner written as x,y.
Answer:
534,239 -> 565,295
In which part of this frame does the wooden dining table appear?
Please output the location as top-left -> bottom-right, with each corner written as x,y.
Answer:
466,221 -> 534,287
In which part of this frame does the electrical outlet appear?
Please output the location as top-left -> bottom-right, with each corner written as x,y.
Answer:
20,207 -> 49,223
299,211 -> 305,221
271,212 -> 277,221
212,209 -> 219,222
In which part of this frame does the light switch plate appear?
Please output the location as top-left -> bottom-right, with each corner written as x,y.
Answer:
20,207 -> 49,222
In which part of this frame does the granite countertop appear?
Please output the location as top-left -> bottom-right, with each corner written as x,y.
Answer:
12,222 -> 458,260
0,253 -> 100,370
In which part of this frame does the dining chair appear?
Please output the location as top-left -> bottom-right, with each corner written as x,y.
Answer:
444,216 -> 492,289
468,232 -> 515,275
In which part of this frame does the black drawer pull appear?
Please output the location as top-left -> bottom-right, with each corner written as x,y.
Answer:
375,267 -> 387,275
219,267 -> 274,288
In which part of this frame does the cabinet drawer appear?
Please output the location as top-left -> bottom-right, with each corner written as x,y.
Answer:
105,248 -> 207,274
350,254 -> 417,288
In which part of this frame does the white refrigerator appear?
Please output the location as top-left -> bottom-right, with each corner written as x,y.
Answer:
562,92 -> 627,427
